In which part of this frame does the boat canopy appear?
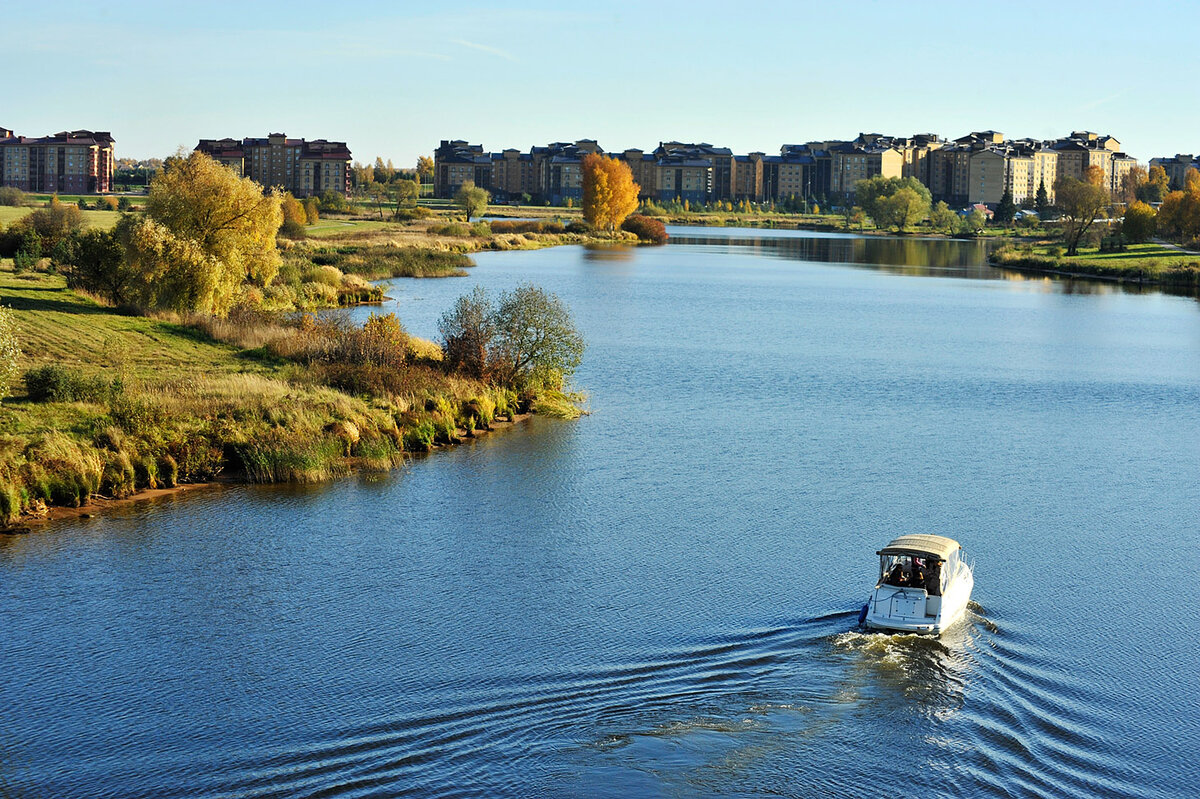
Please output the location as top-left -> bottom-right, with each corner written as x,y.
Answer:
877,534 -> 961,561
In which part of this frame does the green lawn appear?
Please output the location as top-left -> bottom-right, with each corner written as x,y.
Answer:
0,206 -> 121,231
991,241 -> 1200,288
0,271 -> 255,382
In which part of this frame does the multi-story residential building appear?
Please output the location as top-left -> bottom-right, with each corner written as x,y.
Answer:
431,129 -> 1138,209
618,149 -> 658,199
1149,153 -> 1200,189
195,133 -> 352,197
0,127 -> 115,193
829,141 -> 904,196
433,140 -> 493,198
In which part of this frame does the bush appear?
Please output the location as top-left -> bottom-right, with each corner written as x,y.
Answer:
621,214 -> 669,244
12,249 -> 37,273
0,186 -> 25,206
402,419 -> 436,451
24,364 -> 114,402
117,196 -> 132,211
565,220 -> 592,234
430,222 -> 470,237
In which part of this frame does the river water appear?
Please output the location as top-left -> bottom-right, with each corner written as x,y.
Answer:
2,228 -> 1198,798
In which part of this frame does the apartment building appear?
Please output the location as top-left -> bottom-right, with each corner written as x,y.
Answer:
195,133 -> 352,197
1148,153 -> 1200,189
0,127 -> 115,193
431,128 -> 1138,209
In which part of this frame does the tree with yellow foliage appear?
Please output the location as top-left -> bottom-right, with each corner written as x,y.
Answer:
132,151 -> 282,315
582,154 -> 640,237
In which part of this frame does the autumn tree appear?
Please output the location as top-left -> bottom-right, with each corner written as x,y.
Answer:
416,156 -> 434,196
581,154 -> 640,237
13,199 -> 84,251
1054,166 -> 1112,256
1141,165 -> 1170,204
373,156 -> 395,183
303,197 -> 320,225
1122,201 -> 1157,243
1119,165 -> 1148,205
280,193 -> 308,238
455,180 -> 490,222
128,150 -> 282,315
1156,169 -> 1200,243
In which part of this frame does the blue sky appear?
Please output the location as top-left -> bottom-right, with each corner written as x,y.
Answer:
3,0 -> 1195,166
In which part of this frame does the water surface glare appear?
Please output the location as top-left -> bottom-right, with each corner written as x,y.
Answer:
2,229 -> 1198,798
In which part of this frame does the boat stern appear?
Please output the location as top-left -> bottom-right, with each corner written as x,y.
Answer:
864,585 -> 940,634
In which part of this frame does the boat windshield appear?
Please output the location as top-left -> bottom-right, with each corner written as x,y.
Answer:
878,553 -> 943,596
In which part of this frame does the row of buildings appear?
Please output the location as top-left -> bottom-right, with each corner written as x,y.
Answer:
434,131 -> 1142,209
194,133 -> 353,198
0,126 -> 116,194
0,127 -> 356,199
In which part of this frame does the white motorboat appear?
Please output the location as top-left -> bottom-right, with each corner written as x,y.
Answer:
859,534 -> 973,635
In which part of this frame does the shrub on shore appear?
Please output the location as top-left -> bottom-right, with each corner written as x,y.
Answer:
621,215 -> 668,244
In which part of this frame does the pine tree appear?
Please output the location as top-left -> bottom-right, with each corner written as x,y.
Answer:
995,189 -> 1017,226
1035,180 -> 1050,217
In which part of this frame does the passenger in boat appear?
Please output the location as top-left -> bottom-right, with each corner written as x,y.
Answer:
911,565 -> 926,591
925,562 -> 942,596
886,564 -> 909,586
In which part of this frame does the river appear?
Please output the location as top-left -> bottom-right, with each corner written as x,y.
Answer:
2,228 -> 1198,798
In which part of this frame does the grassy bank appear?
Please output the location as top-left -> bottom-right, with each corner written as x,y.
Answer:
0,205 -> 121,231
0,270 -> 566,528
990,242 -> 1200,288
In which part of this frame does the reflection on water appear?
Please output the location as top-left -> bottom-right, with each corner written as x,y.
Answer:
668,232 -> 1187,297
582,244 -> 636,262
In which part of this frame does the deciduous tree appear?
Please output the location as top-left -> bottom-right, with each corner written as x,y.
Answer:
416,156 -> 434,195
1054,166 -> 1112,256
1119,165 -> 1148,205
1142,165 -> 1170,204
280,193 -> 308,238
930,201 -> 958,234
438,285 -> 494,378
874,187 -> 930,232
581,154 -> 640,237
138,151 -> 283,314
853,176 -> 931,224
1122,201 -> 1157,243
454,181 -> 490,222
491,284 -> 584,389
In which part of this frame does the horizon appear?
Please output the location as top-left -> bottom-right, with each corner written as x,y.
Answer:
3,0 -> 1196,165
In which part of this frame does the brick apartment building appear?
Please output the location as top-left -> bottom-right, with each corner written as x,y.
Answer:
195,133 -> 352,197
433,129 -> 1140,209
0,127 -> 115,193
